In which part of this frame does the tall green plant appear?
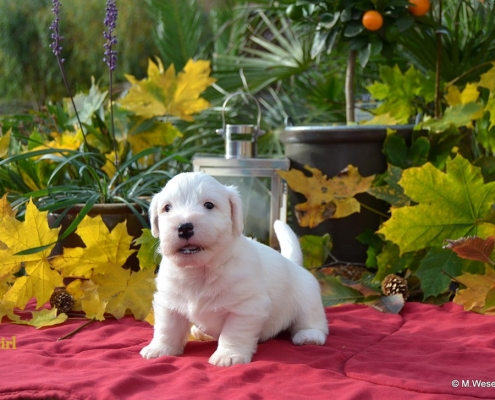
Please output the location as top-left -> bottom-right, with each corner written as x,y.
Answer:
399,0 -> 495,85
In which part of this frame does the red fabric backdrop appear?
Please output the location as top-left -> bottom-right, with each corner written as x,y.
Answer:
1,302 -> 494,399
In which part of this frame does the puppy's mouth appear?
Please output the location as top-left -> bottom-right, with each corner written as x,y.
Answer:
178,245 -> 204,255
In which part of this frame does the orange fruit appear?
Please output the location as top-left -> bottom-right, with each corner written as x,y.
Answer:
362,10 -> 383,31
408,0 -> 430,16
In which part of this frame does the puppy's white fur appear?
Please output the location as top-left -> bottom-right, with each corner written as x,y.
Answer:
140,172 -> 328,366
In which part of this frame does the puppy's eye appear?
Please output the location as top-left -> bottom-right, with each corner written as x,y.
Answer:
204,202 -> 215,210
164,204 -> 172,212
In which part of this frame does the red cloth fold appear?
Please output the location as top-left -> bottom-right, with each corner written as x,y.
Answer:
0,302 -> 492,399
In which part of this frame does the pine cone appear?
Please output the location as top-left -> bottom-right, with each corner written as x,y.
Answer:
50,287 -> 74,314
381,274 -> 408,300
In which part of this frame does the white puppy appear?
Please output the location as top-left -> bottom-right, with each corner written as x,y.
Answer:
140,172 -> 328,366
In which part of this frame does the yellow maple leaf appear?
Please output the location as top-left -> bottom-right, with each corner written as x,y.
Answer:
92,266 -> 155,320
0,194 -> 16,219
445,83 -> 480,106
51,215 -> 136,278
127,121 -> 182,158
0,298 -> 17,325
0,195 -> 16,252
145,308 -> 154,325
478,63 -> 495,93
0,276 -> 16,323
67,279 -> 107,321
0,199 -> 63,309
361,113 -> 401,126
278,165 -> 375,228
29,130 -> 84,156
170,59 -> 216,121
102,151 -> 118,179
0,128 -> 11,158
120,58 -> 216,121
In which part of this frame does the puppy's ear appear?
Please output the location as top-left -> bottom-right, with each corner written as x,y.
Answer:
227,186 -> 244,236
149,193 -> 160,238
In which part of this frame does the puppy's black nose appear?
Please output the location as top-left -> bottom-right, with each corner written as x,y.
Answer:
178,222 -> 194,239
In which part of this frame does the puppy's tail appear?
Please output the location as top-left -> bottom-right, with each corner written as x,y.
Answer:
274,220 -> 303,266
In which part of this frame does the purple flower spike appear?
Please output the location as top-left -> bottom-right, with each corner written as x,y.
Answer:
103,0 -> 118,71
49,0 -> 64,62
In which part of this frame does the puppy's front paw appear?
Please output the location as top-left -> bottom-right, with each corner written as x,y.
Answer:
292,329 -> 327,346
209,348 -> 252,367
140,341 -> 183,359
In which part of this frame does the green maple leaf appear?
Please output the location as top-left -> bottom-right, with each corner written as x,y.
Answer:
134,228 -> 161,270
366,65 -> 435,124
368,165 -> 410,207
378,155 -> 495,254
374,242 -> 416,282
484,97 -> 495,131
422,102 -> 484,133
299,234 -> 332,270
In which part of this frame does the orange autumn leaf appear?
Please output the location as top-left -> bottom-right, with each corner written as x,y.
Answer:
443,236 -> 495,265
278,165 -> 375,228
453,265 -> 495,313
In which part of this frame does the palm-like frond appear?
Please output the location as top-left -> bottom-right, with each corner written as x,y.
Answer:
146,0 -> 210,70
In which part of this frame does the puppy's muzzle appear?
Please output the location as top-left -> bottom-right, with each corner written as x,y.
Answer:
178,222 -> 194,240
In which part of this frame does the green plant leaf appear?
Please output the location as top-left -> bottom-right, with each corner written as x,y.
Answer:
300,234 -> 332,269
367,65 -> 435,124
320,276 -> 364,306
356,228 -> 383,268
344,21 -> 364,37
374,242 -> 416,283
382,134 -> 430,169
135,229 -> 161,271
66,77 -> 108,126
409,136 -> 430,167
415,247 -> 476,300
422,102 -> 484,133
368,165 -> 410,207
395,13 -> 414,32
378,155 -> 495,254
383,134 -> 408,168
0,129 -> 11,158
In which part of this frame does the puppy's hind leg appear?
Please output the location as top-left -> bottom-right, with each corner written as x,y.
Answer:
290,294 -> 329,346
